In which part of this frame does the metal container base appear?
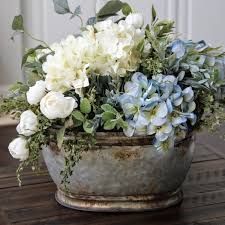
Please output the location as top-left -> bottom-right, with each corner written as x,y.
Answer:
55,189 -> 183,212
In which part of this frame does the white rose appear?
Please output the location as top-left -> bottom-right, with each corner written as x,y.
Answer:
8,137 -> 29,161
27,80 -> 46,105
16,110 -> 38,136
125,13 -> 144,29
40,91 -> 77,119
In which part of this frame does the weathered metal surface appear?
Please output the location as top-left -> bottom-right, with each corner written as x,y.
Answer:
42,133 -> 195,212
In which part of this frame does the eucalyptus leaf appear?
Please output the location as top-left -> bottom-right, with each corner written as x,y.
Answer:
97,0 -> 124,18
97,13 -> 119,22
53,0 -> 71,14
12,15 -> 24,31
152,5 -> 157,23
86,17 -> 97,25
122,3 -> 132,16
70,5 -> 81,19
21,45 -> 46,68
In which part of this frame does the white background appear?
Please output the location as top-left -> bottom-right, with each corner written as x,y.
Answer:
1,0 -> 225,94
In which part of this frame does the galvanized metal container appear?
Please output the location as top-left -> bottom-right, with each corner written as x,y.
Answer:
42,133 -> 195,212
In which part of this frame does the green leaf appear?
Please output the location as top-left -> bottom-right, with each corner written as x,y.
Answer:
83,120 -> 94,134
72,110 -> 85,122
8,82 -> 29,93
101,104 -> 118,114
12,15 -> 24,31
152,5 -> 157,23
80,98 -> 91,114
70,5 -> 81,19
97,0 -> 124,18
102,112 -> 115,121
117,118 -> 128,129
21,45 -> 46,68
136,39 -> 145,52
87,17 -> 97,25
104,120 -> 117,130
25,72 -> 43,86
122,3 -> 132,16
57,126 -> 66,149
53,0 -> 71,14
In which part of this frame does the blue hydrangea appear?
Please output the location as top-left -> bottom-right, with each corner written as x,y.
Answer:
168,39 -> 225,91
117,72 -> 197,150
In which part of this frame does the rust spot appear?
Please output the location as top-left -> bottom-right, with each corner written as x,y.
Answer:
49,142 -> 60,154
114,150 -> 141,161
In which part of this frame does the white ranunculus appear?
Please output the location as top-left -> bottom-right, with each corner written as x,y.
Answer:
8,137 -> 29,161
26,80 -> 46,105
16,110 -> 38,136
40,91 -> 77,119
125,13 -> 144,29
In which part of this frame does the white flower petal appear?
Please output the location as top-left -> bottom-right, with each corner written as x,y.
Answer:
40,92 -> 77,119
26,80 -> 46,105
16,110 -> 38,136
8,137 -> 29,161
125,13 -> 144,28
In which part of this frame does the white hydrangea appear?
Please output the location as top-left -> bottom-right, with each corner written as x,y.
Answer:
43,35 -> 91,94
94,20 -> 145,76
42,18 -> 145,94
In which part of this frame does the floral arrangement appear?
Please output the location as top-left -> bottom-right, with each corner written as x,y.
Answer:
1,0 -> 225,187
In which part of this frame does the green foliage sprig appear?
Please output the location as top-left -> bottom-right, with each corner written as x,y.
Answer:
60,135 -> 96,190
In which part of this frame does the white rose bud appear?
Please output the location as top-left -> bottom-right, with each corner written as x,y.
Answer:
16,110 -> 38,136
125,13 -> 144,29
8,137 -> 29,161
27,80 -> 46,105
40,91 -> 77,120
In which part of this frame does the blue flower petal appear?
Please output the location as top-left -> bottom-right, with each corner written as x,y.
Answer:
156,101 -> 168,118
131,72 -> 148,89
178,71 -> 185,81
151,116 -> 167,126
147,124 -> 157,135
124,82 -> 142,97
182,87 -> 194,102
166,99 -> 173,113
123,120 -> 135,137
172,116 -> 187,127
171,40 -> 186,58
173,97 -> 183,106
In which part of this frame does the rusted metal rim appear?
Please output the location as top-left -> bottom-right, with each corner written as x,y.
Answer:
55,188 -> 183,212
62,132 -> 194,147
